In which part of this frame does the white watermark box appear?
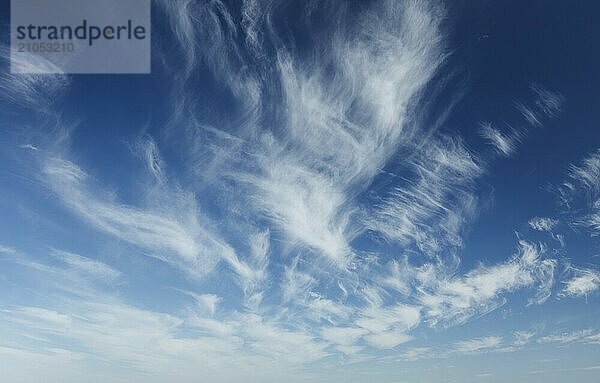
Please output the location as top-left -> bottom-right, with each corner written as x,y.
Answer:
11,0 -> 150,74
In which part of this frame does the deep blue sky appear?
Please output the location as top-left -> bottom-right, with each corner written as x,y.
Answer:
0,1 -> 599,382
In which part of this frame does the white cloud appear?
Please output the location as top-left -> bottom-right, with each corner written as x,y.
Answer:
240,314 -> 329,364
538,329 -> 600,345
236,230 -> 271,308
514,85 -> 563,128
479,121 -> 520,156
42,157 -> 228,278
247,159 -> 353,266
558,150 -> 600,236
225,0 -> 449,267
19,143 -> 40,151
568,150 -> 600,195
398,347 -> 431,361
513,331 -> 535,347
453,336 -> 502,354
396,331 -> 533,362
418,240 -> 556,326
149,1 -> 563,356
529,365 -> 600,375
369,136 -> 482,254
320,326 -> 367,346
280,258 -> 316,304
356,304 -> 420,349
515,102 -> 542,127
132,135 -> 166,183
0,245 -> 17,255
49,249 -> 120,282
364,330 -> 413,350
0,245 -> 332,380
530,83 -> 564,118
0,45 -> 68,111
181,292 -> 222,316
560,267 -> 600,298
528,217 -> 558,232
305,292 -> 352,323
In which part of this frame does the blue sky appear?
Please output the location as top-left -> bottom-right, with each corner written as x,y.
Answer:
1,1 -> 600,382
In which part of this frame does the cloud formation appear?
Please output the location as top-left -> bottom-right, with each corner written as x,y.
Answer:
0,0 -> 596,381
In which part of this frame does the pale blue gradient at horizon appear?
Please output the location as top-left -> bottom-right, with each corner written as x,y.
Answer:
0,1 -> 599,382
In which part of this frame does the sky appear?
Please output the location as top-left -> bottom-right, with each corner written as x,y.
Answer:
1,1 -> 600,382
